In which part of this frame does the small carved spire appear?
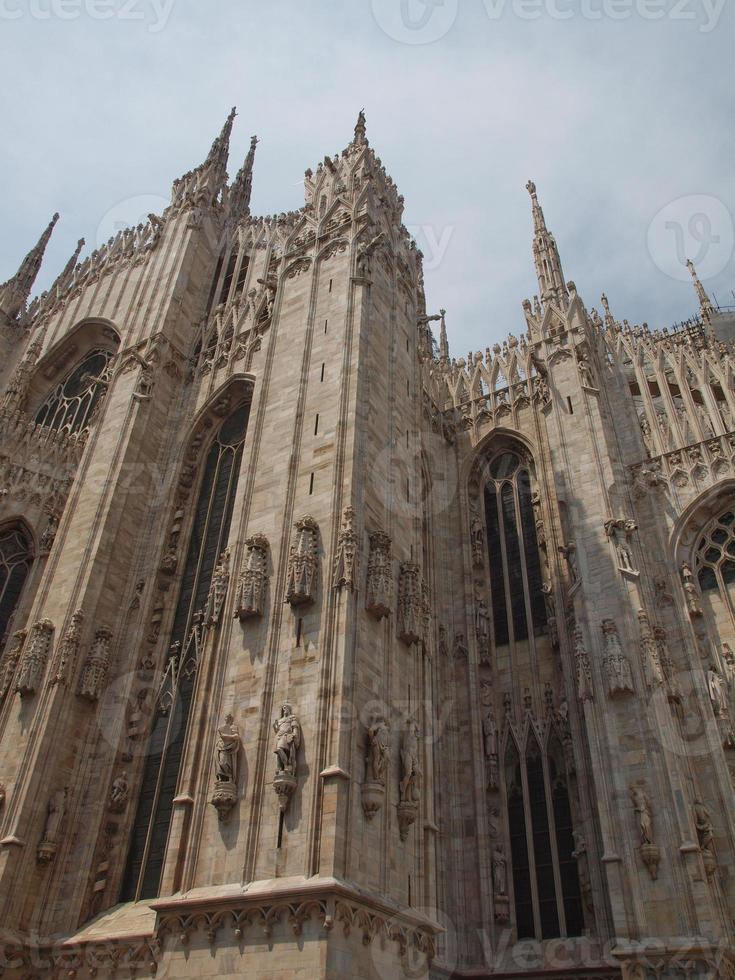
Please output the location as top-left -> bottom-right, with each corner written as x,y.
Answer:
229,135 -> 259,221
687,258 -> 715,322
439,309 -> 449,360
525,181 -> 567,309
50,237 -> 85,297
0,212 -> 60,320
354,108 -> 367,145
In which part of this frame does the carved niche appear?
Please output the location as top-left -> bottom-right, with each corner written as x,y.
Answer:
362,715 -> 390,820
204,549 -> 230,627
273,702 -> 302,813
78,627 -> 113,703
37,787 -> 67,866
233,534 -> 269,619
50,609 -> 84,687
574,626 -> 594,702
0,628 -> 27,701
285,517 -> 319,606
397,562 -> 425,646
15,620 -> 54,698
365,530 -> 392,619
601,620 -> 634,698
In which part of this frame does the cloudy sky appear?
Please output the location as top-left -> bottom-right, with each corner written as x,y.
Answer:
1,0 -> 733,354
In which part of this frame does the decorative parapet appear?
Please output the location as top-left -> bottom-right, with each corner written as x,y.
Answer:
20,214 -> 164,331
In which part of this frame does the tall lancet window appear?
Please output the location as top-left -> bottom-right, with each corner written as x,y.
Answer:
121,400 -> 250,901
35,349 -> 115,435
504,733 -> 584,940
0,523 -> 34,645
484,451 -> 547,649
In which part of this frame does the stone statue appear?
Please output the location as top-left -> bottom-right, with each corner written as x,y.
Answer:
470,507 -> 484,566
108,772 -> 129,813
559,542 -> 579,584
205,549 -> 231,627
274,703 -> 301,776
708,666 -> 728,718
399,721 -> 422,805
693,799 -> 714,855
215,714 -> 241,783
0,782 -> 5,810
492,844 -> 507,896
210,713 -> 242,821
631,786 -> 653,845
482,708 -> 498,760
366,717 -> 390,785
681,562 -> 702,617
38,787 -> 67,865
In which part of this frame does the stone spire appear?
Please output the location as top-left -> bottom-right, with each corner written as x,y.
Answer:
687,258 -> 715,322
205,106 -> 237,177
171,107 -> 237,212
0,212 -> 59,321
526,181 -> 568,309
229,135 -> 259,222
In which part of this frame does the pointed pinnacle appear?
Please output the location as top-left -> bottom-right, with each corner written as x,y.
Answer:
11,212 -> 60,294
205,106 -> 237,168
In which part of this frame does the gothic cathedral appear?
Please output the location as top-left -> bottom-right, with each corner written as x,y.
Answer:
0,110 -> 734,980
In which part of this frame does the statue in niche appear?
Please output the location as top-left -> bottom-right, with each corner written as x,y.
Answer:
693,799 -> 715,856
366,716 -> 390,785
708,666 -> 728,718
211,714 -> 242,821
273,703 -> 301,777
482,708 -> 499,790
108,772 -> 129,813
215,714 -> 241,783
559,542 -> 579,584
399,720 -> 422,805
631,786 -> 653,846
681,561 -> 702,616
470,505 -> 484,567
492,844 -> 508,896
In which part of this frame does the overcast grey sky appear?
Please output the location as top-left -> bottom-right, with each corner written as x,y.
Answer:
1,0 -> 733,354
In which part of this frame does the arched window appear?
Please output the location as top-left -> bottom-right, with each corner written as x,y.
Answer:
694,508 -> 735,645
0,523 -> 33,644
121,400 -> 251,901
504,733 -> 584,940
35,349 -> 115,435
483,451 -> 547,648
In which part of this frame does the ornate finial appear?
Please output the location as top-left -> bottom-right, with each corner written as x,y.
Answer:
354,108 -> 367,144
